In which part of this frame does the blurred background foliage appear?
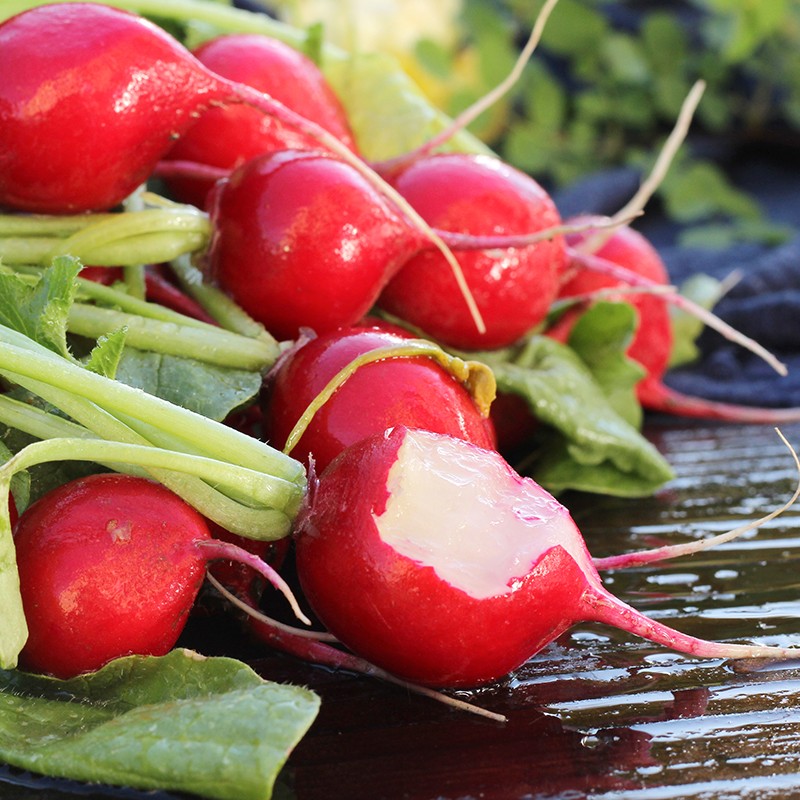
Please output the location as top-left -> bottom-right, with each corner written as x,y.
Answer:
267,0 -> 800,245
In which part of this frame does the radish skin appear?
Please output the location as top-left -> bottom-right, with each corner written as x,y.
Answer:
14,473 -> 306,679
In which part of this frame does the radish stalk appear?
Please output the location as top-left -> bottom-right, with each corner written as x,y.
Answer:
0,207 -> 211,267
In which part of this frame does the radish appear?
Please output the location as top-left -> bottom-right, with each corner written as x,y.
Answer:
14,472 -> 305,679
378,153 -> 567,350
161,33 -> 357,208
0,4 -> 360,215
262,326 -> 496,472
295,426 -> 800,688
0,3 -> 485,335
207,148 -> 567,343
558,222 -> 800,423
206,150 -> 425,341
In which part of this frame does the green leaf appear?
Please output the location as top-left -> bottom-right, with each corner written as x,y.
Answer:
114,349 -> 262,421
530,433 -> 673,498
600,33 -> 650,85
323,50 -> 490,161
660,160 -> 762,223
479,336 -> 674,496
0,650 -> 320,800
669,273 -> 724,368
538,0 -> 608,56
84,327 -> 128,378
701,0 -> 788,63
566,302 -> 644,429
0,256 -> 79,357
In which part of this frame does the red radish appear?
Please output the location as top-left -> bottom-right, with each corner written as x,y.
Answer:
378,153 -> 567,350
14,472 -> 302,679
0,3 -> 359,214
295,427 -> 800,688
161,33 -> 357,208
207,145 -> 572,341
78,266 -> 121,286
207,150 -> 424,341
262,326 -> 496,472
558,221 -> 800,423
556,221 -> 672,403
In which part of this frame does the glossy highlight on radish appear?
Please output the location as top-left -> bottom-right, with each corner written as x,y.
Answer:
0,3 -> 359,215
14,473 -> 302,679
0,3 -> 229,213
207,150 -> 423,340
296,427 -> 800,688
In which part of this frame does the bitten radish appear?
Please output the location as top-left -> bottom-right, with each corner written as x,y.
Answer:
14,472 -> 302,679
262,326 -> 496,472
207,150 -> 424,341
161,33 -> 357,208
378,153 -> 567,350
558,222 -> 800,423
295,427 -> 800,688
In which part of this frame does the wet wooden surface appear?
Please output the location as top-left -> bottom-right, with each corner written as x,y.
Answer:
4,417 -> 800,799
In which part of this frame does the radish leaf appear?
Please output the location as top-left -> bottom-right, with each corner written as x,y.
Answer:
0,257 -> 79,358
480,334 -> 673,496
566,301 -> 644,429
115,349 -> 261,421
0,650 -> 319,800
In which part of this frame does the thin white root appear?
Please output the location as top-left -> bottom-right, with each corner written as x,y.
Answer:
207,571 -> 337,641
595,428 -> 800,570
577,79 -> 707,255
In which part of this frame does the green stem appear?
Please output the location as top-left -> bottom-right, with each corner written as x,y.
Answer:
0,209 -> 211,266
0,379 -> 298,539
121,186 -> 149,300
169,255 -> 273,339
0,239 -> 60,264
73,270 -> 213,329
0,438 -> 298,511
0,326 -> 304,484
67,303 -> 278,370
0,475 -> 25,669
0,213 -> 118,236
0,393 -> 99,442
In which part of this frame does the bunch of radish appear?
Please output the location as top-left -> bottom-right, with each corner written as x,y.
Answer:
2,0 -> 800,714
